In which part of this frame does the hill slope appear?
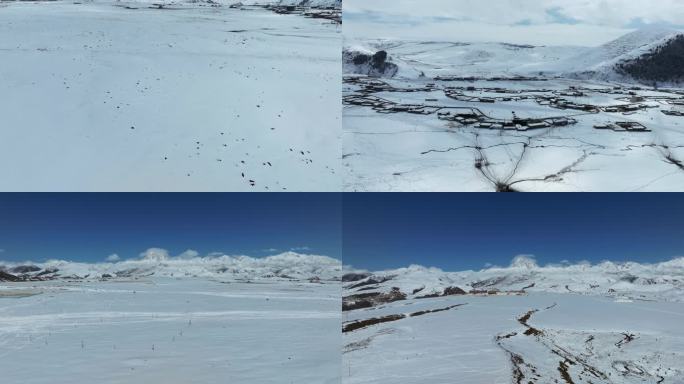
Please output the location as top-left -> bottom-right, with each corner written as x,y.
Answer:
344,29 -> 684,84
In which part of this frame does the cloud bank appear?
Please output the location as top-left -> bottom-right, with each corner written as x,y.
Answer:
344,0 -> 684,46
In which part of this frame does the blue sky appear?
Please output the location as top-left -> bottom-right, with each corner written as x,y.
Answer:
344,0 -> 684,46
0,193 -> 341,263
343,194 -> 684,271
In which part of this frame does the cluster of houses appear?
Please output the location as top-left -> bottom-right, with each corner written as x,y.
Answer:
468,288 -> 526,296
437,111 -> 577,131
303,9 -> 341,23
541,97 -> 648,115
542,98 -> 599,112
345,76 -> 675,134
443,85 -> 664,118
343,94 -> 393,108
444,87 -> 636,115
593,122 -> 651,132
434,75 -> 547,82
445,88 -> 529,103
557,89 -> 585,97
601,103 -> 649,114
343,94 -> 440,115
265,4 -> 341,23
344,76 -> 436,94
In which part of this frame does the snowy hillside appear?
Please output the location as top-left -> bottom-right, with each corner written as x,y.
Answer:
0,251 -> 341,282
344,29 -> 684,84
343,39 -> 582,79
561,29 -> 684,83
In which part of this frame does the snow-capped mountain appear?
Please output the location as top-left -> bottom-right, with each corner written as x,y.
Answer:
345,28 -> 684,84
0,251 -> 341,282
560,28 -> 684,83
344,256 -> 684,307
343,39 -> 582,78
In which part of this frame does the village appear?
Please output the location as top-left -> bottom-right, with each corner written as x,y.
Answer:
261,2 -> 341,24
343,75 -> 684,133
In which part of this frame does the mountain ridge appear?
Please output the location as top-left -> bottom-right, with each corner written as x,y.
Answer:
343,256 -> 684,305
344,28 -> 684,84
0,251 -> 341,282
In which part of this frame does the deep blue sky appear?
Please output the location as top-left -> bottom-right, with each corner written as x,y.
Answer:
343,194 -> 684,271
0,194 -> 341,263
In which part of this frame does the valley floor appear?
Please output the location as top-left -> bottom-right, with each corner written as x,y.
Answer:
342,293 -> 684,384
0,1 -> 341,191
343,76 -> 684,191
0,278 -> 340,384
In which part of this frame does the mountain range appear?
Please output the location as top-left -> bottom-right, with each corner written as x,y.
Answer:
344,28 -> 684,84
0,251 -> 341,282
343,256 -> 684,311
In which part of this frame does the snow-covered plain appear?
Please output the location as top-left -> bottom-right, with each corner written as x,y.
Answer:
342,258 -> 684,383
0,253 -> 341,383
0,0 -> 340,191
343,34 -> 684,192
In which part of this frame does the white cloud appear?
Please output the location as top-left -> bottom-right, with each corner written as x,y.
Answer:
106,253 -> 120,262
345,0 -> 684,28
177,249 -> 200,260
139,248 -> 170,262
510,254 -> 539,269
262,248 -> 280,253
344,0 -> 684,45
290,246 -> 311,252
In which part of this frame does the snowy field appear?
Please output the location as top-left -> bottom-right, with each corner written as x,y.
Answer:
343,293 -> 684,384
342,259 -> 684,383
0,278 -> 340,384
0,1 -> 341,191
